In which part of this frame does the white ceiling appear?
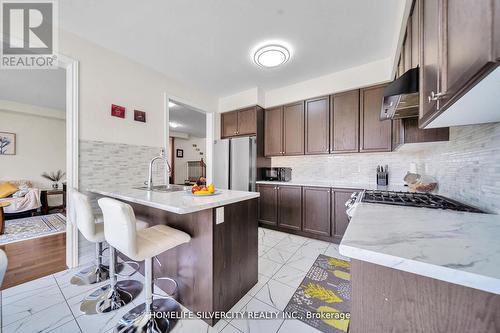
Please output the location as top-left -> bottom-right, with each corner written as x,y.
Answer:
169,104 -> 206,138
59,0 -> 405,98
0,69 -> 66,110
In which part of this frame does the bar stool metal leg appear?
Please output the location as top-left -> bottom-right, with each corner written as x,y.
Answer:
71,242 -> 109,286
80,247 -> 142,315
115,257 -> 180,332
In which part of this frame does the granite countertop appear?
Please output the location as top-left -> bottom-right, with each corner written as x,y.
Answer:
256,180 -> 409,192
88,186 -> 260,215
339,202 -> 500,295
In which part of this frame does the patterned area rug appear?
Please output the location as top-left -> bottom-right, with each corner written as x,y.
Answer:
0,213 -> 66,245
285,254 -> 351,333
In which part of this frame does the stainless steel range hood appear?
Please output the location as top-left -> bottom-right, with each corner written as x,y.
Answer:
380,67 -> 419,120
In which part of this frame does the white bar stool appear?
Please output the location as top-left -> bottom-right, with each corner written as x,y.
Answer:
70,189 -> 110,285
97,198 -> 191,333
79,198 -> 149,315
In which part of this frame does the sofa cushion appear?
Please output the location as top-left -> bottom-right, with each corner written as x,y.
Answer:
0,182 -> 18,199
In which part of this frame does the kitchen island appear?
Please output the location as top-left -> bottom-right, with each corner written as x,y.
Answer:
89,186 -> 260,326
340,203 -> 500,332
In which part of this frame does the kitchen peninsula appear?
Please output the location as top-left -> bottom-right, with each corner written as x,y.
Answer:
89,186 -> 259,326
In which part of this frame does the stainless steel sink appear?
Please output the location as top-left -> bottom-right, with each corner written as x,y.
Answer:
134,184 -> 190,192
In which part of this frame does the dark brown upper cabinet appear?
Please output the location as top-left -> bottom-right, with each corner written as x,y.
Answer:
221,111 -> 238,138
359,85 -> 392,152
256,184 -> 278,226
305,96 -> 330,155
391,0 -> 449,149
302,187 -> 331,237
283,102 -> 305,155
221,106 -> 258,139
237,107 -> 257,136
419,0 -> 500,127
419,0 -> 441,123
264,106 -> 283,156
331,90 -> 360,154
277,185 -> 302,231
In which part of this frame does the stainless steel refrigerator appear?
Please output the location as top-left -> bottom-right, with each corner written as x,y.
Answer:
213,137 -> 257,192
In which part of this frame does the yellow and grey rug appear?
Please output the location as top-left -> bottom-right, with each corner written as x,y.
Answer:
0,213 -> 66,245
284,254 -> 351,333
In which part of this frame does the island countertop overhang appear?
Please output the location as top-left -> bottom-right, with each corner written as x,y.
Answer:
339,202 -> 500,295
88,186 -> 260,214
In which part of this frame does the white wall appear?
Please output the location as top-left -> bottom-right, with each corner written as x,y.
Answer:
264,58 -> 392,107
217,58 -> 392,111
0,109 -> 66,188
173,136 -> 206,184
59,30 -> 218,148
219,87 -> 265,112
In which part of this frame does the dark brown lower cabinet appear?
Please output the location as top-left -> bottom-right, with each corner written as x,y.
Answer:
332,189 -> 358,240
258,184 -> 357,242
257,184 -> 277,226
302,187 -> 331,237
277,185 -> 302,231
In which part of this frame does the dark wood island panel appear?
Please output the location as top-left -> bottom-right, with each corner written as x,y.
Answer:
121,198 -> 258,326
350,259 -> 500,333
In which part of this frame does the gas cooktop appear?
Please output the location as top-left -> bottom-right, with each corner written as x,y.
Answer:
361,190 -> 486,213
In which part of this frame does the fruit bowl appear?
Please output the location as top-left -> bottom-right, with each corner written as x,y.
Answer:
188,190 -> 221,197
189,184 -> 218,196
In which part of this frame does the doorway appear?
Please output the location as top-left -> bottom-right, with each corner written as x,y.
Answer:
165,96 -> 214,185
0,58 -> 79,288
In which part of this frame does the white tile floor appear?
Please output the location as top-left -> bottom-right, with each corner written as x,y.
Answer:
0,228 -> 349,333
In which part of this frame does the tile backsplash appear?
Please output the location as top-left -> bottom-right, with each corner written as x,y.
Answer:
79,140 -> 166,190
77,140 -> 167,261
272,123 -> 500,214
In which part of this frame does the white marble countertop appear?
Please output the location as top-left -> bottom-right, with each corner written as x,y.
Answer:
88,186 -> 260,215
256,180 -> 408,192
339,202 -> 500,294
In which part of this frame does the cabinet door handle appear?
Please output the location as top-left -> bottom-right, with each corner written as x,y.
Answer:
428,91 -> 446,103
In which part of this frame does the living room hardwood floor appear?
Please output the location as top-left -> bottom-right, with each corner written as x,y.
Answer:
0,232 -> 66,289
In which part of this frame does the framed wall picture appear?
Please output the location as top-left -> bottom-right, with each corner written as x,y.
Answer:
176,149 -> 184,158
111,104 -> 126,118
134,110 -> 146,122
0,132 -> 16,155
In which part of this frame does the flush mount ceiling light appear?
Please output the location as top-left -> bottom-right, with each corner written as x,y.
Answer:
253,43 -> 291,68
169,121 -> 180,128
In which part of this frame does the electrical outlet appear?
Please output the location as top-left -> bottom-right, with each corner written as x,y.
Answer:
216,207 -> 224,224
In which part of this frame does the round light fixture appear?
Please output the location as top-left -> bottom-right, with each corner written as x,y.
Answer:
169,121 -> 180,128
253,44 -> 290,68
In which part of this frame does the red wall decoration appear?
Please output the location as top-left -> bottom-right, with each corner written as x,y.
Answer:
111,104 -> 125,118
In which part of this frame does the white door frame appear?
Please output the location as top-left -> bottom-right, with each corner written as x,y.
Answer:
0,35 -> 79,268
59,55 -> 80,269
164,94 -> 214,184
